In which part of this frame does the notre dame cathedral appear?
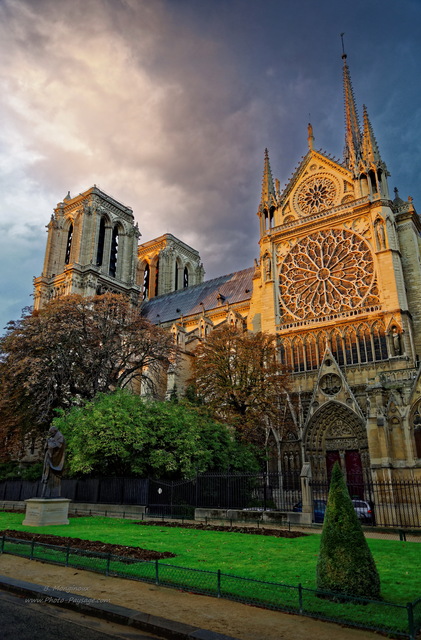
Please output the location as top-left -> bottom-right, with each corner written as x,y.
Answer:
34,53 -> 421,486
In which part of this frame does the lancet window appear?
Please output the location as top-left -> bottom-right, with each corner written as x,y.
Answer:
279,321 -> 389,372
143,263 -> 150,300
96,217 -> 106,266
65,223 -> 73,265
109,225 -> 119,277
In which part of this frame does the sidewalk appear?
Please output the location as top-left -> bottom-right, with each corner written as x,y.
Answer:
0,554 -> 383,640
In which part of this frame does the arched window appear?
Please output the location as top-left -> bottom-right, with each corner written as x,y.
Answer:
109,226 -> 119,277
292,338 -> 305,372
65,224 -> 73,265
304,335 -> 318,370
358,324 -> 373,363
331,330 -> 345,366
279,340 -> 286,366
174,261 -> 179,291
183,266 -> 189,288
372,322 -> 388,361
96,217 -> 106,266
344,327 -> 358,365
317,332 -> 328,363
143,263 -> 150,300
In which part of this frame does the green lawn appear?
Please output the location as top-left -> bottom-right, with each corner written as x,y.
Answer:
0,511 -> 419,606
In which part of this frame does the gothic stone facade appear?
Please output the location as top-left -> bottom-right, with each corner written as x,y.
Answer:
34,56 -> 421,485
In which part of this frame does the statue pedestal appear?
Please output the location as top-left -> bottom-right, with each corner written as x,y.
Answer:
23,498 -> 71,526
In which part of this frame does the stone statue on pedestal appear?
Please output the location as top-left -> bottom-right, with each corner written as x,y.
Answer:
41,426 -> 66,498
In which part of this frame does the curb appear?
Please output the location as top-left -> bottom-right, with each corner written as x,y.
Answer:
0,575 -> 241,640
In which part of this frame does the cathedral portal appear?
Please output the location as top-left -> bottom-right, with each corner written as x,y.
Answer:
304,401 -> 370,489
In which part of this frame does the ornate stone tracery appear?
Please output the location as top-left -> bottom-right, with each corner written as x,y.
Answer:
279,228 -> 378,320
295,174 -> 338,215
305,402 -> 369,474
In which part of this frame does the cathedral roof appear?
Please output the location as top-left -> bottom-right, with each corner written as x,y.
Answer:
141,267 -> 254,325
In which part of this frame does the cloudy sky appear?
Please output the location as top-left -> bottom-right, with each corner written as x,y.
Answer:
1,0 -> 420,332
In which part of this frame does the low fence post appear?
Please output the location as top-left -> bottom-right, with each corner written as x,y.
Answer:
30,540 -> 35,560
407,602 -> 414,640
298,583 -> 303,614
65,544 -> 70,567
106,553 -> 111,576
217,569 -> 221,598
155,560 -> 160,585
0,535 -> 4,554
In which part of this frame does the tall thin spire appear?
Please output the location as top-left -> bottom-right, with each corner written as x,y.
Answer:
260,148 -> 277,209
361,104 -> 385,169
342,48 -> 361,173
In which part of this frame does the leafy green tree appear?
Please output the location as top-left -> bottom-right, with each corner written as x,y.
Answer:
0,293 -> 175,454
316,462 -> 380,599
53,389 -> 259,478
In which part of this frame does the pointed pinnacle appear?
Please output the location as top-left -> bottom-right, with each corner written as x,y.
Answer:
361,104 -> 385,169
260,148 -> 276,209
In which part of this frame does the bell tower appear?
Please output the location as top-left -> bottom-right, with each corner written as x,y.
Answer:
34,186 -> 141,308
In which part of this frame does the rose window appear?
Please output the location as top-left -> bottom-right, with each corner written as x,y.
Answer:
296,175 -> 337,215
279,229 -> 375,320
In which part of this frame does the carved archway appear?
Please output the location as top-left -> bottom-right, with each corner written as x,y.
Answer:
304,401 -> 369,481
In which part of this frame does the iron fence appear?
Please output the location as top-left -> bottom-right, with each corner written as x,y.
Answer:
1,535 -> 418,639
1,472 -> 421,528
146,472 -> 300,515
311,475 -> 421,529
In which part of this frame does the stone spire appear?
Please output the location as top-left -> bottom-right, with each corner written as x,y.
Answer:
342,51 -> 361,174
361,104 -> 388,172
260,148 -> 277,210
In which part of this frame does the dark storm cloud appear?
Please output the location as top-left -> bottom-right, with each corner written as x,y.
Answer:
0,0 -> 420,331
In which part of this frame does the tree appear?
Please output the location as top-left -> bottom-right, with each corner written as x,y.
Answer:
53,389 -> 260,478
190,326 -> 291,451
0,294 -> 175,449
316,462 -> 380,599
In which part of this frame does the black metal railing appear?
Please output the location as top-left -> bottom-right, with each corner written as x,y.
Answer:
1,472 -> 421,528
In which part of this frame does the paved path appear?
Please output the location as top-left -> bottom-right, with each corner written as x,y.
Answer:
0,554 -> 384,640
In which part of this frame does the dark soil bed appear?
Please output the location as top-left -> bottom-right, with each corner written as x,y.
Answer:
0,529 -> 175,561
135,520 -> 307,538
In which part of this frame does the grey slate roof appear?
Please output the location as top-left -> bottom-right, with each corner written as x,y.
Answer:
141,267 -> 254,325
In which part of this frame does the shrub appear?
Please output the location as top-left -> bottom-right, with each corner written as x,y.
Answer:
316,462 -> 380,599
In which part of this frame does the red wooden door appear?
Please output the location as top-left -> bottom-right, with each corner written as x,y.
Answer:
326,451 -> 341,479
345,450 -> 364,498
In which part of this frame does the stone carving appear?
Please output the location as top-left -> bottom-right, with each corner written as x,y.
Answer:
325,438 -> 359,450
277,241 -> 292,261
295,175 -> 338,215
264,254 -> 272,280
41,427 -> 66,499
374,219 -> 387,250
392,326 -> 402,356
320,373 -> 342,396
344,217 -> 370,237
327,422 -> 354,438
279,229 -> 377,320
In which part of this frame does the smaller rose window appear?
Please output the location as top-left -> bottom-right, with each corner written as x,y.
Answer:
320,373 -> 342,396
296,175 -> 337,216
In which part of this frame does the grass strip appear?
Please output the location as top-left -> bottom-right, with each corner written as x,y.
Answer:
0,513 -> 419,604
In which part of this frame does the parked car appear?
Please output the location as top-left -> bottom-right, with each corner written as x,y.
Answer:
351,499 -> 375,525
293,498 -> 375,525
292,499 -> 327,523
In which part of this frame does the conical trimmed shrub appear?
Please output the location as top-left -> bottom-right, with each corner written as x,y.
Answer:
316,462 -> 380,599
